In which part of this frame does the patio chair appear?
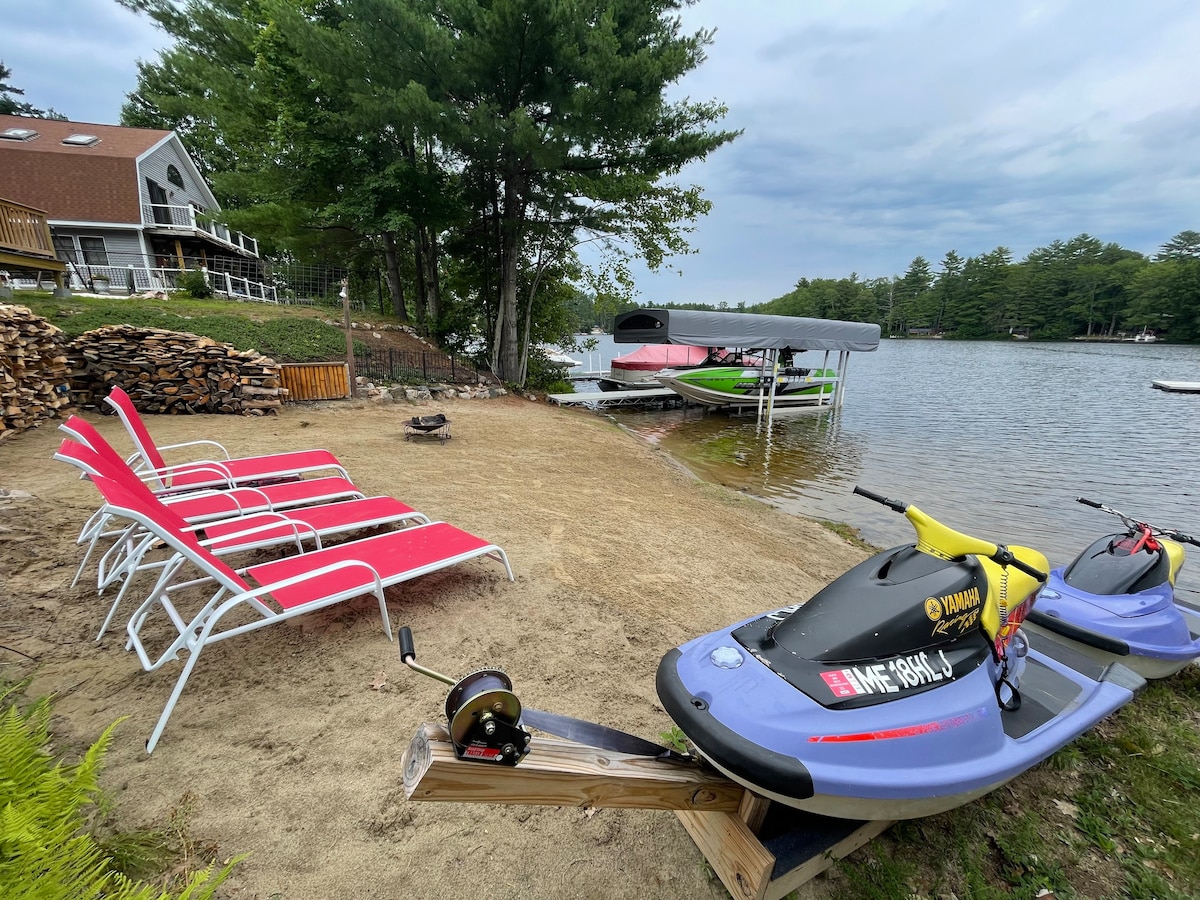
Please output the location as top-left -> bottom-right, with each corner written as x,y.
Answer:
86,477 -> 513,753
104,385 -> 351,491
56,434 -> 431,639
60,417 -> 365,592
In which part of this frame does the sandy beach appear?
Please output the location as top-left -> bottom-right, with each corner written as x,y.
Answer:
0,394 -> 868,899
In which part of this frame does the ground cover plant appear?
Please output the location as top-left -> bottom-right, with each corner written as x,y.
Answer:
835,666 -> 1200,899
16,291 -> 360,362
0,681 -> 240,898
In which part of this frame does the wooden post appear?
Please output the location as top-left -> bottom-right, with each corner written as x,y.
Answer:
341,278 -> 357,397
402,722 -> 893,900
402,722 -> 743,811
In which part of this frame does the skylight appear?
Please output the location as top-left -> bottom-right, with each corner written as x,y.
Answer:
62,134 -> 100,147
0,127 -> 39,141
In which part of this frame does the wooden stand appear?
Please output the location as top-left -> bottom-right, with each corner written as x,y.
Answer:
402,723 -> 892,899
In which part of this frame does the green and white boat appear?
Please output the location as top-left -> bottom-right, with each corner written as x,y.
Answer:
656,360 -> 839,408
613,308 -> 881,420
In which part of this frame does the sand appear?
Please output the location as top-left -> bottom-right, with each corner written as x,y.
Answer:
0,394 -> 867,899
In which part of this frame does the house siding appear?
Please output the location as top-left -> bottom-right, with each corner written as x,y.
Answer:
139,142 -> 215,219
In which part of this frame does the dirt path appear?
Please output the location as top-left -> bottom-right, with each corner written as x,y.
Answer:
0,395 -> 866,899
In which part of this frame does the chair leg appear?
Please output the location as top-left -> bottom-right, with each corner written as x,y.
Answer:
145,642 -> 204,754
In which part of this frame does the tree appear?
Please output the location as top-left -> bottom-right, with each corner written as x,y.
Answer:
120,0 -> 737,383
404,0 -> 739,382
0,62 -> 66,119
1157,230 -> 1200,260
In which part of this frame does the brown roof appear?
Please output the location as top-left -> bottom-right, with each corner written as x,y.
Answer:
0,115 -> 174,226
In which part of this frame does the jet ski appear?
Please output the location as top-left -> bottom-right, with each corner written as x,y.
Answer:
657,487 -> 1144,820
1025,497 -> 1200,679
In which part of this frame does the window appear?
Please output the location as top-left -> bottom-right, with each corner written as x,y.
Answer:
78,237 -> 109,266
167,164 -> 185,188
52,235 -> 78,263
0,127 -> 39,141
62,134 -> 100,147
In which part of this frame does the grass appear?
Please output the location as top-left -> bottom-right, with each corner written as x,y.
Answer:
830,666 -> 1200,899
11,290 -> 381,362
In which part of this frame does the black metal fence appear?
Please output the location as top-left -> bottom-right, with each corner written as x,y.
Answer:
353,346 -> 491,385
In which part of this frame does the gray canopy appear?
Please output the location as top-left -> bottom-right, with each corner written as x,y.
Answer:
612,309 -> 880,353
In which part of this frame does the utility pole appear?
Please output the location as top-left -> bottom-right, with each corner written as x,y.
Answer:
341,278 -> 357,398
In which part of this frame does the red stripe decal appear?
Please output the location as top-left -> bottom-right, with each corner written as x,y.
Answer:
807,708 -> 988,742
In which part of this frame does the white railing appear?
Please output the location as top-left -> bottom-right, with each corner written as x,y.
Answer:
9,263 -> 278,302
142,203 -> 259,256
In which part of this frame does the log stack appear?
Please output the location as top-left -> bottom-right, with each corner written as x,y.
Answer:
0,304 -> 73,442
68,324 -> 285,415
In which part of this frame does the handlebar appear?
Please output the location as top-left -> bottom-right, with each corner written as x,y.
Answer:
855,486 -> 1047,581
853,485 -> 906,513
1077,497 -> 1197,545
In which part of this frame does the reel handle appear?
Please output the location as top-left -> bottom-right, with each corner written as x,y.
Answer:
399,626 -> 416,664
397,626 -> 456,686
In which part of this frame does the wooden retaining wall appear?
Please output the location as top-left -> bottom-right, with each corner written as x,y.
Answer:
279,362 -> 350,401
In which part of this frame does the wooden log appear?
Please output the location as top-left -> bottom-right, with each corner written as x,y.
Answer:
402,722 -> 743,812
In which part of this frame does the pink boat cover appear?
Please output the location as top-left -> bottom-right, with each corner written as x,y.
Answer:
611,344 -> 711,372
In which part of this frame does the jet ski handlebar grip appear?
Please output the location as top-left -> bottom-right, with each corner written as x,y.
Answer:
991,546 -> 1048,582
853,485 -> 907,513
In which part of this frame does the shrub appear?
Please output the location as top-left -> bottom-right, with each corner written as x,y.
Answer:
176,269 -> 213,299
0,685 -> 240,899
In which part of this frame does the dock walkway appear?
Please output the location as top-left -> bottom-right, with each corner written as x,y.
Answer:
546,387 -> 683,409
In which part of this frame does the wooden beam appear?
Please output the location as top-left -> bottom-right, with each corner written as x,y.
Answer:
402,722 -> 744,812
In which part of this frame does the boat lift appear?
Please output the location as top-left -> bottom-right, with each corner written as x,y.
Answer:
611,309 -> 881,428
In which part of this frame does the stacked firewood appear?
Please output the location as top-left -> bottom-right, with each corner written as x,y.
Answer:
68,325 -> 285,415
0,304 -> 73,442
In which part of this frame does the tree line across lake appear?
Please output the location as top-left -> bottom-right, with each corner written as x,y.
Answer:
754,230 -> 1200,343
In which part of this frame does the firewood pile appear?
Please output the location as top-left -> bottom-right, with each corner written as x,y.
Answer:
0,304 -> 72,442
67,324 -> 285,415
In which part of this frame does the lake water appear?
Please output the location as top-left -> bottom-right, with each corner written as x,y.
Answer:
557,334 -> 1200,596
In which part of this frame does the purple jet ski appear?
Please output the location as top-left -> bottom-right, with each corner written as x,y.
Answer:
657,488 -> 1143,820
1026,497 -> 1200,679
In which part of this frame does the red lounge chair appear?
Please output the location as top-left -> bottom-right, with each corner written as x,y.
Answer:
56,434 -> 431,639
87,478 -> 513,753
60,417 -> 364,593
104,385 -> 350,491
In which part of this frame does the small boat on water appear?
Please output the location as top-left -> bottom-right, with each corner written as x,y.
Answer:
597,344 -> 711,391
540,347 -> 582,369
1125,329 -> 1158,343
612,308 -> 880,416
656,359 -> 838,408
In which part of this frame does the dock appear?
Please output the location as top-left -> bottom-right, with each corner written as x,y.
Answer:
1152,380 -> 1200,393
546,387 -> 684,409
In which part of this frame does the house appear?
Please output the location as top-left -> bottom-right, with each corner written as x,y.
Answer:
0,115 -> 273,300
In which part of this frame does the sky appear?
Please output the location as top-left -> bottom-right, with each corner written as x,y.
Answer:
4,0 -> 1200,306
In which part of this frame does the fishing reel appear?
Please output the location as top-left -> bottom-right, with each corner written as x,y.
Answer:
399,627 -> 531,766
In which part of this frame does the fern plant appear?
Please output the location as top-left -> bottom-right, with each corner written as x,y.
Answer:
0,686 -> 239,899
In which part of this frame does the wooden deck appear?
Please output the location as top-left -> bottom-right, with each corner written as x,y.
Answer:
0,197 -> 66,278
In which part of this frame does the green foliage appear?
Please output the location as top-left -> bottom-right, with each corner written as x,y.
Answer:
176,269 -> 213,299
838,666 -> 1200,899
20,294 -> 350,362
0,686 -> 238,899
755,229 -> 1199,342
120,0 -> 740,384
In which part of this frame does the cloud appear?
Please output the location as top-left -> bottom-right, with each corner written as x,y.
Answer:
6,0 -> 1200,306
